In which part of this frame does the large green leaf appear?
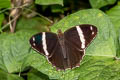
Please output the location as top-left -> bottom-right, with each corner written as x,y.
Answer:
106,3 -> 120,57
35,0 -> 63,6
0,0 -> 11,9
89,0 -> 117,8
29,9 -> 117,80
0,30 -> 37,73
52,9 -> 116,57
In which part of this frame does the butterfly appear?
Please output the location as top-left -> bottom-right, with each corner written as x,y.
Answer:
29,24 -> 97,70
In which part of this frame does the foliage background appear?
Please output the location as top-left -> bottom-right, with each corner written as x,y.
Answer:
0,0 -> 120,80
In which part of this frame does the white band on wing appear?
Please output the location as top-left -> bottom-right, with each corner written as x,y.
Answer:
76,26 -> 85,49
42,32 -> 49,55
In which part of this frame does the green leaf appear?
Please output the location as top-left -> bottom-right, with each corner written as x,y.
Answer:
29,9 -> 117,80
78,56 -> 120,80
89,0 -> 117,8
35,0 -> 63,6
51,5 -> 64,13
0,30 -> 37,73
106,3 -> 120,57
0,0 -> 11,9
16,17 -> 50,32
106,3 -> 120,35
0,69 -> 24,80
0,13 -> 4,31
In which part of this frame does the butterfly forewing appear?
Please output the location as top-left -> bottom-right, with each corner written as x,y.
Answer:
64,24 -> 97,49
29,32 -> 58,56
30,33 -> 44,54
64,26 -> 83,50
79,25 -> 97,47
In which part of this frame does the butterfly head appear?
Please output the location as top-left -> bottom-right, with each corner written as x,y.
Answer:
57,29 -> 64,40
57,29 -> 63,35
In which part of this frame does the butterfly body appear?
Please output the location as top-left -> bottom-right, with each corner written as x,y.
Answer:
29,24 -> 97,70
57,30 -> 67,59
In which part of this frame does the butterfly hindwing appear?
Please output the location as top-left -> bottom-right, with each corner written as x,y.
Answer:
64,40 -> 84,69
48,39 -> 84,70
48,42 -> 68,70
